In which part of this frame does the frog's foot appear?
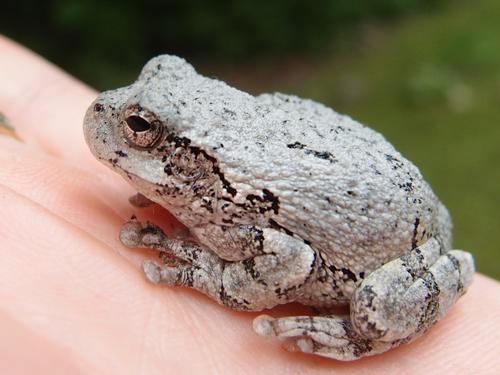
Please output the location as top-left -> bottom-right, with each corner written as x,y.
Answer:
119,220 -> 225,297
253,315 -> 392,361
255,238 -> 474,360
351,238 -> 474,343
120,220 -> 199,262
120,220 -> 319,311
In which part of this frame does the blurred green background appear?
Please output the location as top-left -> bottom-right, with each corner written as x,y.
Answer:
2,0 -> 499,279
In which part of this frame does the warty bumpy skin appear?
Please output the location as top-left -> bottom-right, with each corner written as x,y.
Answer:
83,55 -> 474,360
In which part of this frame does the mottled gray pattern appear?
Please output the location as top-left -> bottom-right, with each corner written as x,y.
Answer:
83,55 -> 474,360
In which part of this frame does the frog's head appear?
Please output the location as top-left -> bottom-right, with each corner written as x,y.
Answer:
83,55 -> 229,204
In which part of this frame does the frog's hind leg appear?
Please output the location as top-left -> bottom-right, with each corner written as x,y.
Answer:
351,238 -> 474,342
254,238 -> 474,360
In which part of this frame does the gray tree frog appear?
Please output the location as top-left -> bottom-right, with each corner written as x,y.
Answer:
83,55 -> 474,360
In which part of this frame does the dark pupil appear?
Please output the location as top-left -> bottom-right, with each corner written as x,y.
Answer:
126,116 -> 151,132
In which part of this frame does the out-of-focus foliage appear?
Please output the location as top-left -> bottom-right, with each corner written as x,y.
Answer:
1,0 -> 444,87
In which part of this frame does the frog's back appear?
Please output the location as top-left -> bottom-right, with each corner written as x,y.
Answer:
142,57 -> 451,276
209,93 -> 450,275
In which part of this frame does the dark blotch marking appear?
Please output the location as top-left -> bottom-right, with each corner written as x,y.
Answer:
212,165 -> 237,196
287,142 -> 337,163
268,219 -> 294,236
342,268 -> 357,282
328,264 -> 357,282
339,320 -> 375,358
250,226 -> 265,253
200,197 -> 214,213
163,135 -> 237,197
418,272 -> 441,331
400,244 -> 427,280
385,154 -> 404,170
166,134 -> 191,148
246,189 -> 280,214
411,218 -> 420,249
164,165 -> 173,175
398,181 -> 414,192
357,285 -> 376,309
262,189 -> 280,214
287,141 -> 305,149
115,150 -> 128,158
446,253 -> 464,293
243,258 -> 261,280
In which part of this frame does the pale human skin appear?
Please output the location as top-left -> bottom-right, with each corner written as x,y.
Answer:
0,36 -> 499,373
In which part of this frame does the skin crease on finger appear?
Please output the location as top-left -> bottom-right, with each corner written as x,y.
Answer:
0,36 -> 499,374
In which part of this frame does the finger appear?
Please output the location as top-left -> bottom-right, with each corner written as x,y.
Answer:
0,35 -> 97,166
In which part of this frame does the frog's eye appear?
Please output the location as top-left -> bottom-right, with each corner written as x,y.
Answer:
123,115 -> 163,148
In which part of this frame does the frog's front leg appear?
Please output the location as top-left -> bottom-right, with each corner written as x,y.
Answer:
254,238 -> 474,360
119,220 -> 317,310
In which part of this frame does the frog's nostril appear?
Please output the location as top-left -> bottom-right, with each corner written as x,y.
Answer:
93,103 -> 104,113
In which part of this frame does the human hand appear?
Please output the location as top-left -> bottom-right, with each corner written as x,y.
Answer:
1,35 -> 499,374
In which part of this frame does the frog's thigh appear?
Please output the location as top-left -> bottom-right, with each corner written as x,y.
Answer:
254,238 -> 474,360
219,228 -> 317,309
351,237 -> 474,342
190,223 -> 273,261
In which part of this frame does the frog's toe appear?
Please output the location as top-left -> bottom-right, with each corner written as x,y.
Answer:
142,260 -> 185,285
119,220 -> 144,247
282,337 -> 314,353
253,314 -> 276,336
141,258 -> 226,301
142,260 -> 162,284
119,220 -> 168,249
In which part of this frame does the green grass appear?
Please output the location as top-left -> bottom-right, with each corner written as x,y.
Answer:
285,0 -> 500,279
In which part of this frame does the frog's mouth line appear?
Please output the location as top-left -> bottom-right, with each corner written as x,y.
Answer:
96,153 -> 142,185
100,154 -> 186,210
